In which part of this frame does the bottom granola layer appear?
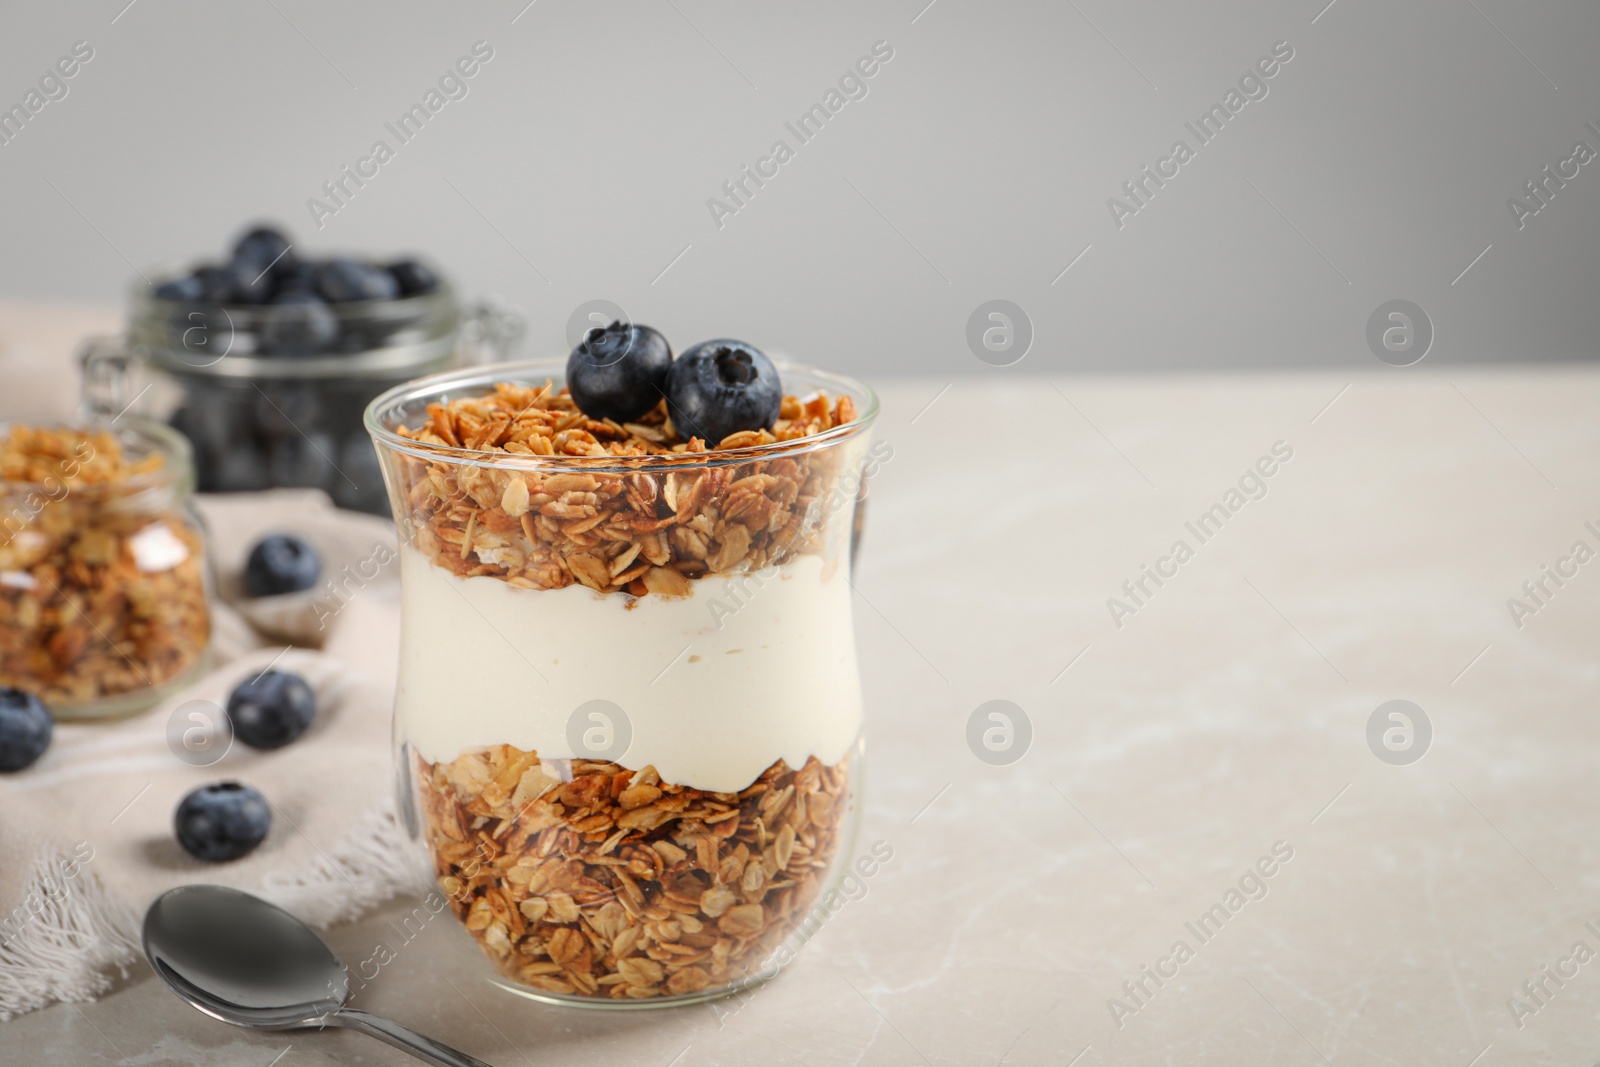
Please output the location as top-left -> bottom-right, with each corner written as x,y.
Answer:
415,745 -> 850,999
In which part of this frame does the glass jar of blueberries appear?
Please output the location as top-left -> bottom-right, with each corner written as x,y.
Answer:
83,224 -> 523,514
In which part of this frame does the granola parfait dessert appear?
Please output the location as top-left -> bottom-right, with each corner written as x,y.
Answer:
365,329 -> 879,1006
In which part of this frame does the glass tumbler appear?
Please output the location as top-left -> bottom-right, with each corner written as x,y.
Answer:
365,358 -> 879,1006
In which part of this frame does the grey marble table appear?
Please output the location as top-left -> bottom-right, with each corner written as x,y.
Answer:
7,369 -> 1600,1066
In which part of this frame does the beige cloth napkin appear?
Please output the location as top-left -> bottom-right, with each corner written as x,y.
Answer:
0,490 -> 423,1020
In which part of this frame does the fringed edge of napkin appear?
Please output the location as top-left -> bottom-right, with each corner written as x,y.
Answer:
0,842 -> 141,1022
0,803 -> 425,1022
258,804 -> 431,926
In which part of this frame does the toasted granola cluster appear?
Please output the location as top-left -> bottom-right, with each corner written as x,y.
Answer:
391,383 -> 858,596
0,426 -> 210,708
1,426 -> 165,485
417,746 -> 849,999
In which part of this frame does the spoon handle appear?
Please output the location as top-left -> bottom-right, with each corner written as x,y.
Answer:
330,1007 -> 496,1067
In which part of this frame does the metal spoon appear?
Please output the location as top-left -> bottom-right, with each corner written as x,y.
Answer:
143,884 -> 493,1067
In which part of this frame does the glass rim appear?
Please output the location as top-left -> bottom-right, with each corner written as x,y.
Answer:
0,416 -> 193,497
130,271 -> 462,381
363,356 -> 879,472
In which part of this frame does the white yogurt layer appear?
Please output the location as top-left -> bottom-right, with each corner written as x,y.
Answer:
395,546 -> 861,793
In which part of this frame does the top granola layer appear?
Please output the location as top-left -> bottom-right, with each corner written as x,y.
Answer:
392,383 -> 860,597
399,380 -> 857,459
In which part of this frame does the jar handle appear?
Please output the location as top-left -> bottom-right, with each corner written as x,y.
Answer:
78,335 -> 139,423
458,296 -> 525,365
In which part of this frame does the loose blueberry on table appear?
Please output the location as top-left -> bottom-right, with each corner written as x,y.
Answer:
174,782 -> 272,862
566,321 -> 674,423
665,339 -> 783,446
0,687 -> 52,772
242,533 -> 322,597
227,670 -> 317,750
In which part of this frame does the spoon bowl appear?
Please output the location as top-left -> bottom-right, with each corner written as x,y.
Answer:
143,885 -> 492,1067
144,884 -> 346,1029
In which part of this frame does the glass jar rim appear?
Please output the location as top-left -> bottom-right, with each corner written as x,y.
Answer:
130,273 -> 461,381
0,416 -> 194,497
363,357 -> 879,472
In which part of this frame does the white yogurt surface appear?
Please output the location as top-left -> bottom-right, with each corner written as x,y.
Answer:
395,546 -> 861,793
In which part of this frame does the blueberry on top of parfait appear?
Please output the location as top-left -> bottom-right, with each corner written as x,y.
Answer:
566,322 -> 674,424
665,339 -> 783,446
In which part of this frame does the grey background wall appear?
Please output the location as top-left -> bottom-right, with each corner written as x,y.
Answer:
0,0 -> 1595,375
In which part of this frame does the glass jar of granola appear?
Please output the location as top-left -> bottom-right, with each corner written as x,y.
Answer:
0,420 -> 212,719
366,358 -> 880,1007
